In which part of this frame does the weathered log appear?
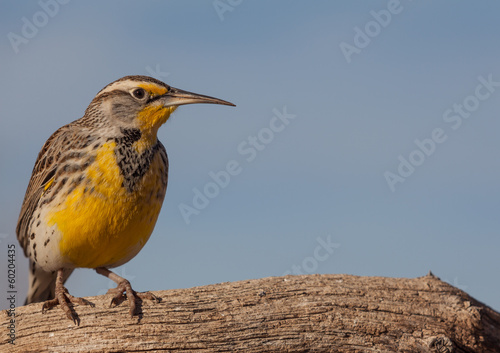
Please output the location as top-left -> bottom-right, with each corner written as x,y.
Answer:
2,273 -> 499,352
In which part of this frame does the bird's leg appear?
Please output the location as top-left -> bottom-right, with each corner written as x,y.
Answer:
95,267 -> 160,317
42,268 -> 92,324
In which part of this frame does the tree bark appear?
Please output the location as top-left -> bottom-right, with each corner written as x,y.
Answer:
1,273 -> 499,352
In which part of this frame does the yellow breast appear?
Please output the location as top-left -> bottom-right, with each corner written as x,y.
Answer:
47,141 -> 166,268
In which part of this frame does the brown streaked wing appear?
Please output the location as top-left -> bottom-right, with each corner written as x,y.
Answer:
16,123 -> 83,256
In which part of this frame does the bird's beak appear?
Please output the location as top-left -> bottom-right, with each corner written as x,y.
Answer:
160,87 -> 235,108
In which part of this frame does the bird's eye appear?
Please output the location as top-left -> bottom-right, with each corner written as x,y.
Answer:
132,88 -> 146,100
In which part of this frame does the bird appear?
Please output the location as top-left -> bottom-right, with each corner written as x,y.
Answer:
16,75 -> 235,323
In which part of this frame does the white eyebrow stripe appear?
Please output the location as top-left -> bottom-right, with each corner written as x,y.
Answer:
96,81 -> 137,96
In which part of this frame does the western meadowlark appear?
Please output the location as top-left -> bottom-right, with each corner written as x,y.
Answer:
16,75 -> 235,323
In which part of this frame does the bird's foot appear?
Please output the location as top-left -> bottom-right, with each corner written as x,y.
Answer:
41,269 -> 94,324
107,280 -> 160,317
96,267 -> 161,318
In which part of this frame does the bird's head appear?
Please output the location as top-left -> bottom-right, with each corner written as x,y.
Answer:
85,75 -> 235,148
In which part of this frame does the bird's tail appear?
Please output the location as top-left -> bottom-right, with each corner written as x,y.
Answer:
25,260 -> 74,304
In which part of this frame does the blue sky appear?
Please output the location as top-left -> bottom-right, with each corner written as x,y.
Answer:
1,1 -> 499,312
